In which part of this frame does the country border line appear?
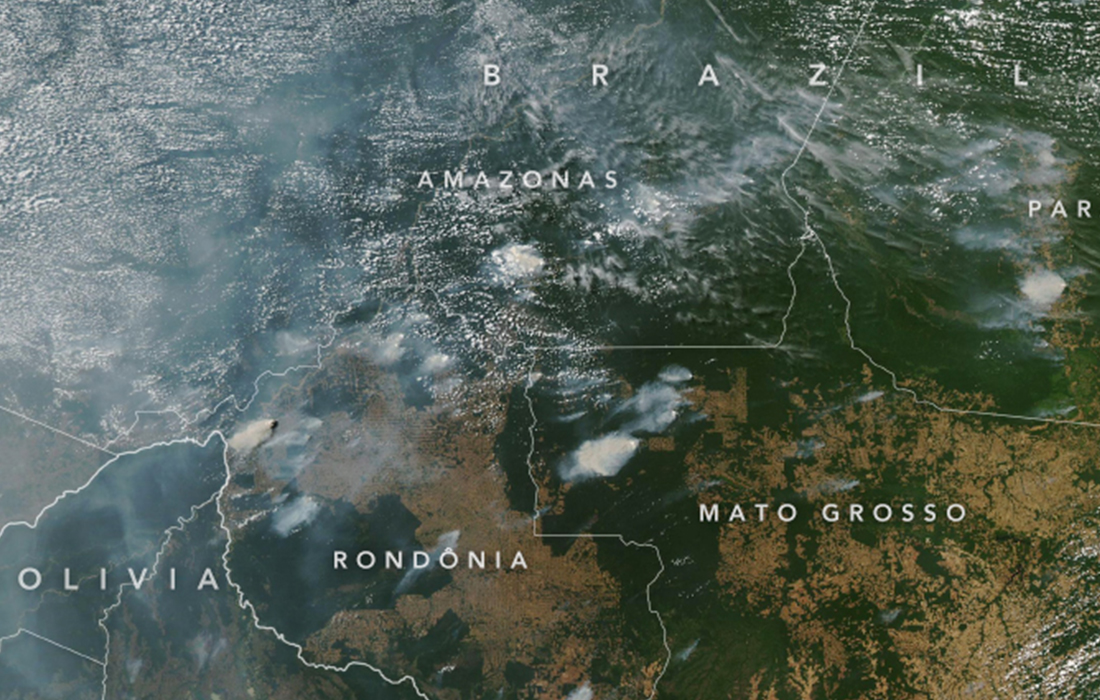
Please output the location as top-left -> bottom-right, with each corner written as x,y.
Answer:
0,434 -> 227,692
529,241 -> 808,354
812,234 -> 1100,430
0,430 -> 433,700
7,4 -> 1092,700
0,627 -> 106,668
0,404 -> 117,457
104,322 -> 340,451
98,447 -> 228,700
214,446 -> 434,700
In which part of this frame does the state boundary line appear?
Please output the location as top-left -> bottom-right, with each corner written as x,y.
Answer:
7,4 -> 1095,700
531,0 -> 1100,435
518,7 -> 880,699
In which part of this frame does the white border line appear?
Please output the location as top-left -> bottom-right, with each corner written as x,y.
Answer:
9,3 -> 1098,699
0,627 -> 106,668
0,405 -> 117,457
519,7 -> 880,698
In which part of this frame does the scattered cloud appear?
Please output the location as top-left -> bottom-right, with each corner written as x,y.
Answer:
490,243 -> 544,284
370,333 -> 406,366
616,382 -> 688,434
560,367 -> 694,482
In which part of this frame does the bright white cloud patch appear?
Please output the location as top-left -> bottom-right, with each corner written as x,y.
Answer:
565,682 -> 594,700
658,364 -> 692,383
420,353 -> 452,374
1020,269 -> 1066,311
490,243 -> 544,283
618,382 -> 687,434
560,369 -> 694,482
817,478 -> 861,494
563,434 -> 640,480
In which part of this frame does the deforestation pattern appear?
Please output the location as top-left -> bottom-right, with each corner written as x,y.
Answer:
2,1 -> 1100,699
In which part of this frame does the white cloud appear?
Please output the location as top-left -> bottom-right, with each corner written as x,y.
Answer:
491,243 -> 544,284
559,370 -> 694,482
420,353 -> 452,374
816,478 -> 860,495
658,364 -> 692,383
266,416 -> 322,448
565,682 -> 594,700
563,434 -> 639,480
1020,269 -> 1066,311
618,382 -> 687,434
676,639 -> 700,662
